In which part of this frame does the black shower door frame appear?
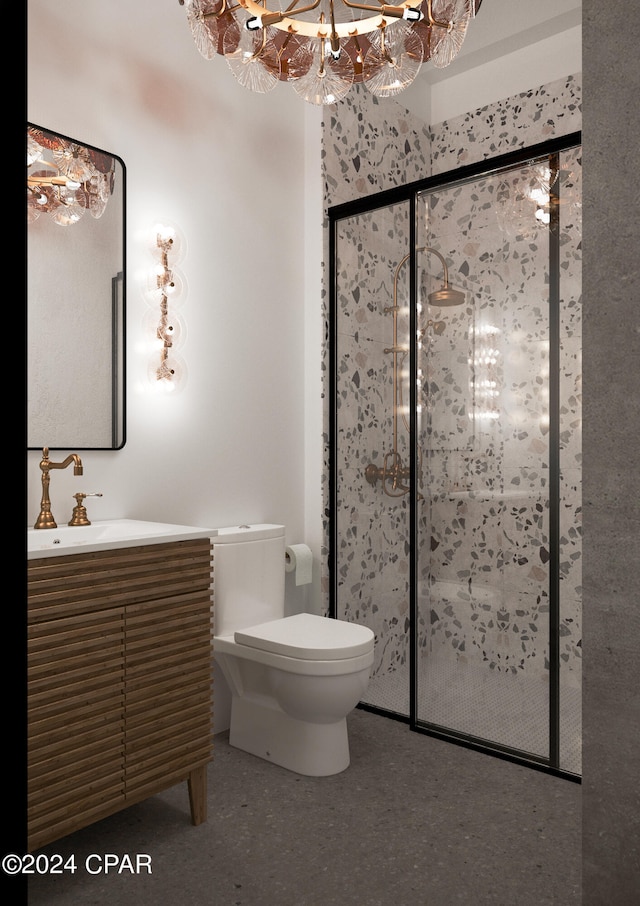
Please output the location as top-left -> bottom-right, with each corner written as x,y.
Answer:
328,132 -> 582,781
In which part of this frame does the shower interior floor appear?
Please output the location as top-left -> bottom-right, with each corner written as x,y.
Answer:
362,652 -> 582,776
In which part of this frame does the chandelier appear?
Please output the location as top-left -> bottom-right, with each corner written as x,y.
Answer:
180,0 -> 483,105
27,125 -> 117,226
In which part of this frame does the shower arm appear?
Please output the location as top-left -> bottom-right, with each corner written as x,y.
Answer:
365,246 -> 449,497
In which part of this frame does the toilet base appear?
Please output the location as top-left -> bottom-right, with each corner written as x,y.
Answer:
228,697 -> 350,776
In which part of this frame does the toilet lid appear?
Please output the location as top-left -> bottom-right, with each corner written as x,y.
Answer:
234,613 -> 374,660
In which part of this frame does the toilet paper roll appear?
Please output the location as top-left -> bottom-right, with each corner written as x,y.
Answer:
285,544 -> 313,586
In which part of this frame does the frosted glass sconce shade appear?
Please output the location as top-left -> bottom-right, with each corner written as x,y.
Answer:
147,221 -> 188,264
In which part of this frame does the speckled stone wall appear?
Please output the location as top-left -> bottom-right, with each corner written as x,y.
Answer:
320,85 -> 432,617
322,73 -> 582,769
322,86 -> 432,208
429,74 -> 582,174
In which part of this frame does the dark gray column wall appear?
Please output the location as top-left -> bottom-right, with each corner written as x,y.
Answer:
583,2 -> 640,901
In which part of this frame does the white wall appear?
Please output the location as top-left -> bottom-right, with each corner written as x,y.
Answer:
27,0 -> 321,548
27,0 -> 324,730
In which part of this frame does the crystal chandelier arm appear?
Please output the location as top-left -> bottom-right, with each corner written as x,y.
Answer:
242,0 -> 386,38
377,27 -> 390,63
341,0 -> 422,20
250,27 -> 271,60
328,0 -> 341,54
28,174 -> 69,188
245,0 -> 322,29
283,0 -> 321,12
202,0 -> 252,25
425,0 -> 455,30
203,0 -> 229,19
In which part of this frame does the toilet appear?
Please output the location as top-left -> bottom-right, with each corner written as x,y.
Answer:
212,524 -> 375,776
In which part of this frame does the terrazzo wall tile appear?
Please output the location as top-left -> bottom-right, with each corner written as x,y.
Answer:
429,74 -> 582,175
334,209 -> 415,680
557,145 -> 582,774
322,74 -> 581,771
323,85 -> 431,209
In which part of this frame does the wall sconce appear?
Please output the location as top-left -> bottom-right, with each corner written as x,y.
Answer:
144,221 -> 188,393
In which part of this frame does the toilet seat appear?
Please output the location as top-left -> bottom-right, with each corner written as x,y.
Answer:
214,613 -> 375,677
234,613 -> 374,660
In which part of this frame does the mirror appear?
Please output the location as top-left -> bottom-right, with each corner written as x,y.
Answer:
27,124 -> 126,450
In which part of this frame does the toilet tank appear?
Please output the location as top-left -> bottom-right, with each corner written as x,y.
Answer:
212,524 -> 286,636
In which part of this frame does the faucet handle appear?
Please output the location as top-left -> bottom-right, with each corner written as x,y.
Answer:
68,492 -> 103,527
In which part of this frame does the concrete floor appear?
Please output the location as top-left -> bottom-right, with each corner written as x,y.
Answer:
24,708 -> 581,906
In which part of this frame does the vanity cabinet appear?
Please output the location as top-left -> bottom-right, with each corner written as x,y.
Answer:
27,537 -> 213,852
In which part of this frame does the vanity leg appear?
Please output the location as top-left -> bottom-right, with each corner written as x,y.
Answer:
188,765 -> 208,825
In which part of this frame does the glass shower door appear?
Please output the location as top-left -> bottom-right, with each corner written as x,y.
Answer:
330,136 -> 582,776
414,151 -> 582,772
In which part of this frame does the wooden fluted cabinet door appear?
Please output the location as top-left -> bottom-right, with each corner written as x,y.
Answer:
28,605 -> 125,851
124,590 -> 213,807
27,537 -> 213,852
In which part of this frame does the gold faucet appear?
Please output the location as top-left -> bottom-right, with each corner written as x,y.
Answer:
34,447 -> 83,529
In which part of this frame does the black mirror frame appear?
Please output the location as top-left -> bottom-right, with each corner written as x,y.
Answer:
27,123 -> 126,451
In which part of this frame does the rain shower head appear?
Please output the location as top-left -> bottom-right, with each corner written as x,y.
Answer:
416,247 -> 465,307
427,285 -> 465,307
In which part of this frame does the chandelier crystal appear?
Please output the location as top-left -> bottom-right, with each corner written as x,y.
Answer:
27,126 -> 117,226
180,0 -> 483,105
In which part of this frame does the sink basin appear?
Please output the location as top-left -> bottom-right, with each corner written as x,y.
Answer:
27,519 -> 215,559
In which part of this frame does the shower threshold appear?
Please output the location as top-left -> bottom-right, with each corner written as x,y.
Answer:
362,654 -> 581,776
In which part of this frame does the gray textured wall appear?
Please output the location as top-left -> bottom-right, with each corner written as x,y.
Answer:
583,1 -> 640,900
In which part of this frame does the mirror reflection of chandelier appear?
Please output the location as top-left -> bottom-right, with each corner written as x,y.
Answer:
180,0 -> 483,105
27,125 -> 117,227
